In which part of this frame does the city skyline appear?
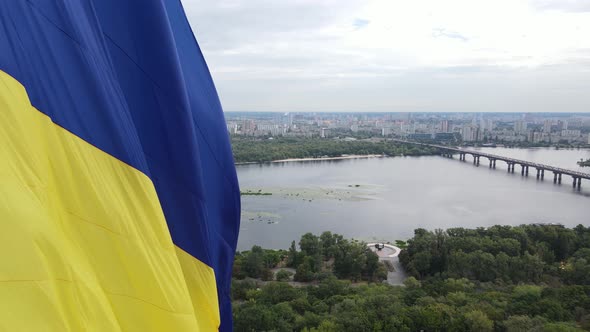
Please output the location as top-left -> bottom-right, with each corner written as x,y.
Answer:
184,0 -> 590,113
225,112 -> 590,146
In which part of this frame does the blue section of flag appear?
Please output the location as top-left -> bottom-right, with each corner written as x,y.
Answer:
0,1 -> 240,330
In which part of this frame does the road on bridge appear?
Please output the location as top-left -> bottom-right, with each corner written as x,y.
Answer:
391,138 -> 590,188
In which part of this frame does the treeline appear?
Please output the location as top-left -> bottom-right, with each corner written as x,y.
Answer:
232,232 -> 387,283
231,137 -> 437,163
399,224 -> 590,285
232,225 -> 590,331
232,277 -> 589,331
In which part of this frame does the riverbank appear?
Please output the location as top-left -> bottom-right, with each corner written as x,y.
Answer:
271,154 -> 385,163
231,136 -> 437,163
235,154 -> 386,165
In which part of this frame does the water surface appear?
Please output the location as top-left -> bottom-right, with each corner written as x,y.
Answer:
236,147 -> 590,250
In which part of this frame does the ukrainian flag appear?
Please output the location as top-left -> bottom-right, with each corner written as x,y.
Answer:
0,1 -> 240,331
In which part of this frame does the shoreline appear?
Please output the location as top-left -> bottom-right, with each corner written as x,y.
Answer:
272,154 -> 385,163
235,154 -> 386,165
234,145 -> 590,166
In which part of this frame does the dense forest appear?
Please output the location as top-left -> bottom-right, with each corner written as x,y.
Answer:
231,137 -> 437,163
399,224 -> 590,284
232,225 -> 590,331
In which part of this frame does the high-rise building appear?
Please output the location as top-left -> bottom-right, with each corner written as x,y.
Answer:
440,120 -> 449,133
243,119 -> 255,133
514,120 -> 527,134
226,123 -> 238,134
462,125 -> 479,142
257,124 -> 281,136
482,119 -> 494,132
543,120 -> 552,133
477,128 -> 484,141
561,129 -> 581,137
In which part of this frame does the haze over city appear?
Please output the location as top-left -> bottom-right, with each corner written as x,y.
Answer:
184,0 -> 590,113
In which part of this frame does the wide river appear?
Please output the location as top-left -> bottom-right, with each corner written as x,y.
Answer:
236,147 -> 590,250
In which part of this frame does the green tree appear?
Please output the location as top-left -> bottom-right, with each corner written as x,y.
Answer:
395,240 -> 408,249
320,231 -> 337,259
243,246 -> 265,278
503,315 -> 546,332
300,233 -> 321,257
309,320 -> 338,332
231,279 -> 257,301
295,256 -> 316,282
543,322 -> 584,332
464,310 -> 493,332
257,282 -> 301,304
275,269 -> 293,281
233,303 -> 273,332
287,240 -> 300,268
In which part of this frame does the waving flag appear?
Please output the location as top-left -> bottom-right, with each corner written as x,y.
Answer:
0,1 -> 240,331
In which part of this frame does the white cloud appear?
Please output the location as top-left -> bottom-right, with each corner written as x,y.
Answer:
182,0 -> 590,112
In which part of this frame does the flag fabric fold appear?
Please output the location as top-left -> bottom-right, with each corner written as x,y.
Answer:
0,1 -> 240,331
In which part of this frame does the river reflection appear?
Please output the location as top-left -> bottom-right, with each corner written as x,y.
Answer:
236,148 -> 590,250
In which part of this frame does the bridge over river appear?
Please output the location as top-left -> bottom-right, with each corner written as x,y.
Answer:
392,139 -> 590,189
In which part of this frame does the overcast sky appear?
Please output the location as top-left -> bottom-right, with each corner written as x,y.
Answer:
182,0 -> 590,113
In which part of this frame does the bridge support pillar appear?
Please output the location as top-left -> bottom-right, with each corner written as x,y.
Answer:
525,166 -> 529,176
521,165 -> 525,176
573,177 -> 578,188
507,163 -> 515,173
541,169 -> 544,180
493,160 -> 496,169
578,178 -> 582,189
536,168 -> 540,179
553,172 -> 557,183
489,159 -> 493,168
476,156 -> 480,166
558,173 -> 562,184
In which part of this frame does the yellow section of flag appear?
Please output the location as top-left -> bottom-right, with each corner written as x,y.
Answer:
0,70 -> 219,331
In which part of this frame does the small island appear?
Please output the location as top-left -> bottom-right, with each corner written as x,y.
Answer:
577,158 -> 590,167
240,189 -> 272,196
